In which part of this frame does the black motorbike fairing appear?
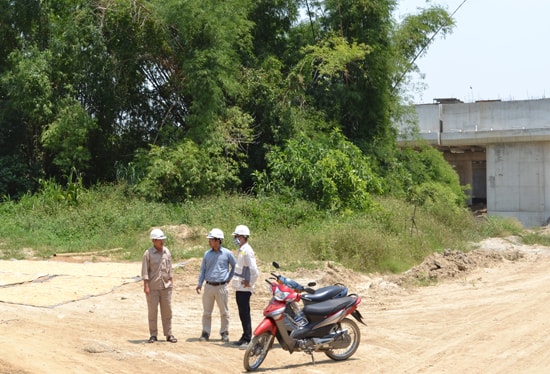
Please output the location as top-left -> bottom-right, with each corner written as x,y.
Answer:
301,284 -> 348,303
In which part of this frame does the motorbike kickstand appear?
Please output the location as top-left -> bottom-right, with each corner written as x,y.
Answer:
306,351 -> 316,365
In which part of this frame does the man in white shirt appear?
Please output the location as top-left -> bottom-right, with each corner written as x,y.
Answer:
230,225 -> 259,348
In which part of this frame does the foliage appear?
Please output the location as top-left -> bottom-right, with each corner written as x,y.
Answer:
391,5 -> 455,94
153,0 -> 253,142
0,154 -> 35,200
253,130 -> 383,211
35,168 -> 84,208
1,47 -> 53,124
396,146 -> 466,206
520,230 -> 550,247
132,140 -> 241,203
179,193 -> 322,234
297,33 -> 372,81
0,46 -> 54,187
409,181 -> 464,217
477,215 -> 524,238
312,0 -> 396,145
41,98 -> 97,175
247,0 -> 300,60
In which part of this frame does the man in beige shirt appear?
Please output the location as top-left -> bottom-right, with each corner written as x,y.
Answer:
141,228 -> 177,343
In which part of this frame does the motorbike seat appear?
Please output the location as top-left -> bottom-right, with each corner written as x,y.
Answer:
302,296 -> 357,316
301,284 -> 347,303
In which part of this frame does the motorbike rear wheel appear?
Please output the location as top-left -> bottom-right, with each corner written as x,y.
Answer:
324,317 -> 361,361
243,332 -> 274,371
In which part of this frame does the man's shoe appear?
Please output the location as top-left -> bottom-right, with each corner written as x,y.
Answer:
221,332 -> 229,343
148,336 -> 157,343
199,332 -> 209,342
232,338 -> 245,346
239,341 -> 250,349
166,335 -> 178,343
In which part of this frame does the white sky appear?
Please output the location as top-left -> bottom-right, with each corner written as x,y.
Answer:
395,0 -> 550,104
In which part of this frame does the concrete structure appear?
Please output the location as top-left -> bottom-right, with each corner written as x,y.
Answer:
397,98 -> 550,227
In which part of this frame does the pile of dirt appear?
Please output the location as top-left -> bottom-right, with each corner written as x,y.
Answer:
314,261 -> 373,288
162,224 -> 206,242
274,237 -> 535,295
283,236 -> 536,293
262,240 -> 528,297
391,237 -> 530,287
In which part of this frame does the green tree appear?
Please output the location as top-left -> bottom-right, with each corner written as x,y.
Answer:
391,5 -> 455,98
153,0 -> 253,141
41,98 -> 97,175
302,0 -> 396,147
247,0 -> 300,61
0,46 -> 53,192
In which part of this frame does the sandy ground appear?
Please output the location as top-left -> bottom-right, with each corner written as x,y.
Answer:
1,236 -> 549,374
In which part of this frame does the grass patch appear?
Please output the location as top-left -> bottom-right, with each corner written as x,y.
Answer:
0,184 -> 524,274
520,231 -> 550,246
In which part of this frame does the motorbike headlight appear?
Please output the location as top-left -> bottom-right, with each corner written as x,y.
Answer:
274,286 -> 290,301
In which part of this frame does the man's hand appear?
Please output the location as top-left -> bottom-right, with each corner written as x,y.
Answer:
195,286 -> 202,294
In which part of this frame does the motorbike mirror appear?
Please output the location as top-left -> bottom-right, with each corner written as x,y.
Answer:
272,261 -> 280,269
307,282 -> 316,287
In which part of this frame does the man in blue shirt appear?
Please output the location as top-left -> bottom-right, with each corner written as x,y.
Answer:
196,228 -> 236,343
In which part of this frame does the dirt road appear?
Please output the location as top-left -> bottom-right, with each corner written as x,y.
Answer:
1,237 -> 549,373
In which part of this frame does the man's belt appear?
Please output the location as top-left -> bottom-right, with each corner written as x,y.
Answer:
206,281 -> 227,286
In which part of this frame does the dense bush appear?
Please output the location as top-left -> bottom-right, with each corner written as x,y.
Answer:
253,130 -> 383,211
132,140 -> 241,203
399,146 -> 466,204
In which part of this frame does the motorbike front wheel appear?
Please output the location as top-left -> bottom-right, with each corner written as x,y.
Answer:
243,332 -> 275,371
325,317 -> 361,361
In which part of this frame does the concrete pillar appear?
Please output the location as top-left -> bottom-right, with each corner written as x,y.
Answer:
487,142 -> 550,227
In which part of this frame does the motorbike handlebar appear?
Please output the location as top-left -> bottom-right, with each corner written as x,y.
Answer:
268,272 -> 309,292
269,264 -> 319,294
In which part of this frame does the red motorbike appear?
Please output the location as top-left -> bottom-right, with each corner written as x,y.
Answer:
243,264 -> 365,371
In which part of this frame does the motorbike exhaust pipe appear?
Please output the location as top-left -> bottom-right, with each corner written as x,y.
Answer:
313,337 -> 335,345
299,330 -> 351,351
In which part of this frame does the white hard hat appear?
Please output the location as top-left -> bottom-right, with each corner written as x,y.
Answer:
232,225 -> 250,237
150,228 -> 167,240
207,228 -> 224,240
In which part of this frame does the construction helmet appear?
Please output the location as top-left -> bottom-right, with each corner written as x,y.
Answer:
150,228 -> 167,240
232,225 -> 250,237
206,228 -> 224,240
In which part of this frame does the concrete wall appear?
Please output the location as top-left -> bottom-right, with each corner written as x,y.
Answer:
442,99 -> 550,132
